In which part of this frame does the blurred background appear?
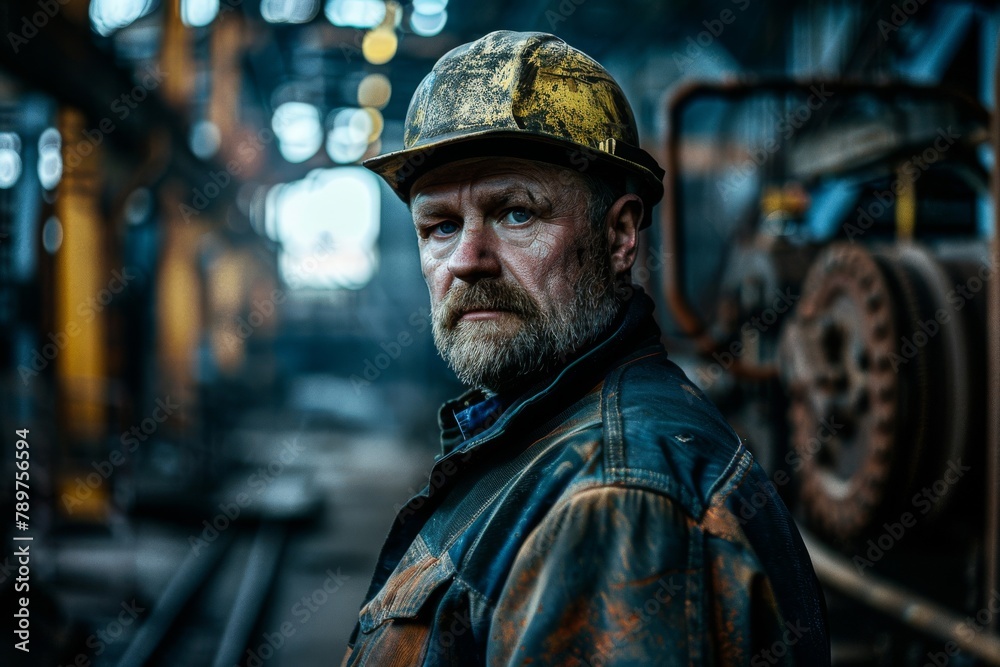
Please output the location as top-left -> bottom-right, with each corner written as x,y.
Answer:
0,0 -> 999,664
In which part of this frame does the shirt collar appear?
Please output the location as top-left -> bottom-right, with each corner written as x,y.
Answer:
453,393 -> 508,441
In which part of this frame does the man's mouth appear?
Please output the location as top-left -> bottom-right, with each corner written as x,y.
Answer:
457,308 -> 516,322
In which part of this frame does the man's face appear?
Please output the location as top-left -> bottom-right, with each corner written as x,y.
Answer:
410,157 -> 622,393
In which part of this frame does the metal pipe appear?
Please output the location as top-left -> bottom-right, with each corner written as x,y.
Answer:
115,530 -> 234,667
660,78 -> 989,379
802,531 -> 1000,664
211,522 -> 287,667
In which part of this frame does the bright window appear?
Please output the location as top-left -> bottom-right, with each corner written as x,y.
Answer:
266,168 -> 380,290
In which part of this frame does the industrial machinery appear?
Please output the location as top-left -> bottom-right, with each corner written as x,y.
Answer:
662,78 -> 1000,664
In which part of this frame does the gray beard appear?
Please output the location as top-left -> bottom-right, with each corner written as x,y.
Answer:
431,229 -> 622,393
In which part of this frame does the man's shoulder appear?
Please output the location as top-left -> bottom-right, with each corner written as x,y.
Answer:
598,350 -> 748,518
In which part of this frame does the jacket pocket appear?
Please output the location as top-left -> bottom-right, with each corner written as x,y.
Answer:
358,534 -> 456,634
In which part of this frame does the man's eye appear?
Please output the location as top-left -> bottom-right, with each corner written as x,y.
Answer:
502,208 -> 533,225
432,221 -> 459,236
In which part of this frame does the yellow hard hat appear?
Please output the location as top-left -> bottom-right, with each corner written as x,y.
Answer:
363,30 -> 664,228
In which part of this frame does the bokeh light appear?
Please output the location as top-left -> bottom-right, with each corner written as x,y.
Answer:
181,0 -> 219,27
326,107 -> 372,164
362,26 -> 398,65
272,102 -> 324,163
190,120 -> 221,159
90,0 -> 155,36
324,0 -> 385,28
42,216 -> 63,254
409,8 -> 447,36
261,0 -> 319,24
0,132 -> 23,189
357,73 -> 391,109
37,128 -> 62,190
266,168 -> 381,289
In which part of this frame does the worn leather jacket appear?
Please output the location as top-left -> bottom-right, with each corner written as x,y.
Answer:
342,288 -> 830,666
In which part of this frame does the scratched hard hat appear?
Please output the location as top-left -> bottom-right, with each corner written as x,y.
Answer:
363,30 -> 665,228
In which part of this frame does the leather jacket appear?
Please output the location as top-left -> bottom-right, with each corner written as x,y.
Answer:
342,288 -> 830,666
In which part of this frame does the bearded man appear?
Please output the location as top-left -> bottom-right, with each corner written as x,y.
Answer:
342,30 -> 830,666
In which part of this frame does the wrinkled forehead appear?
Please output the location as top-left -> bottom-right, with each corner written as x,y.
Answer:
409,157 -> 588,208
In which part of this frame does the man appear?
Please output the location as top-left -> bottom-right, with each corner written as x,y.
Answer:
343,30 -> 829,666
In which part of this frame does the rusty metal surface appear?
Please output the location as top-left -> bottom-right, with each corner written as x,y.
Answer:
780,243 -> 899,541
780,241 -> 984,544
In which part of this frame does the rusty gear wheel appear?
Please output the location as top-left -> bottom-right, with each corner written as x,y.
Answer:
778,242 -> 970,545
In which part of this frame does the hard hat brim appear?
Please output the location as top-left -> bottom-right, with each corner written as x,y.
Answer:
363,129 -> 664,229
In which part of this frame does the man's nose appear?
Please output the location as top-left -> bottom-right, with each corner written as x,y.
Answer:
447,224 -> 501,281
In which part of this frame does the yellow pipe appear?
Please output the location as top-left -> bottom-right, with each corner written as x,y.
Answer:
54,107 -> 107,444
160,0 -> 195,110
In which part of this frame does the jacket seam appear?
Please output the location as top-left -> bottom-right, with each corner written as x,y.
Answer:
453,571 -> 494,611
602,352 -> 751,519
529,479 -> 702,534
601,349 -> 665,478
602,365 -> 624,479
603,468 -> 702,515
705,446 -> 756,508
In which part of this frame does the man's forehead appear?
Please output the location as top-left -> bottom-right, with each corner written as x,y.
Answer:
410,157 -> 581,204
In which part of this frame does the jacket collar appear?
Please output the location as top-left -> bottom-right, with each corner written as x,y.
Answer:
436,286 -> 663,458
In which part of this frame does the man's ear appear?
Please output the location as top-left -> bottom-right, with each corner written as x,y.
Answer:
604,193 -> 644,275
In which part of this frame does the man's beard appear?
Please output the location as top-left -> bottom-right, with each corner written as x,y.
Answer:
430,227 -> 623,393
